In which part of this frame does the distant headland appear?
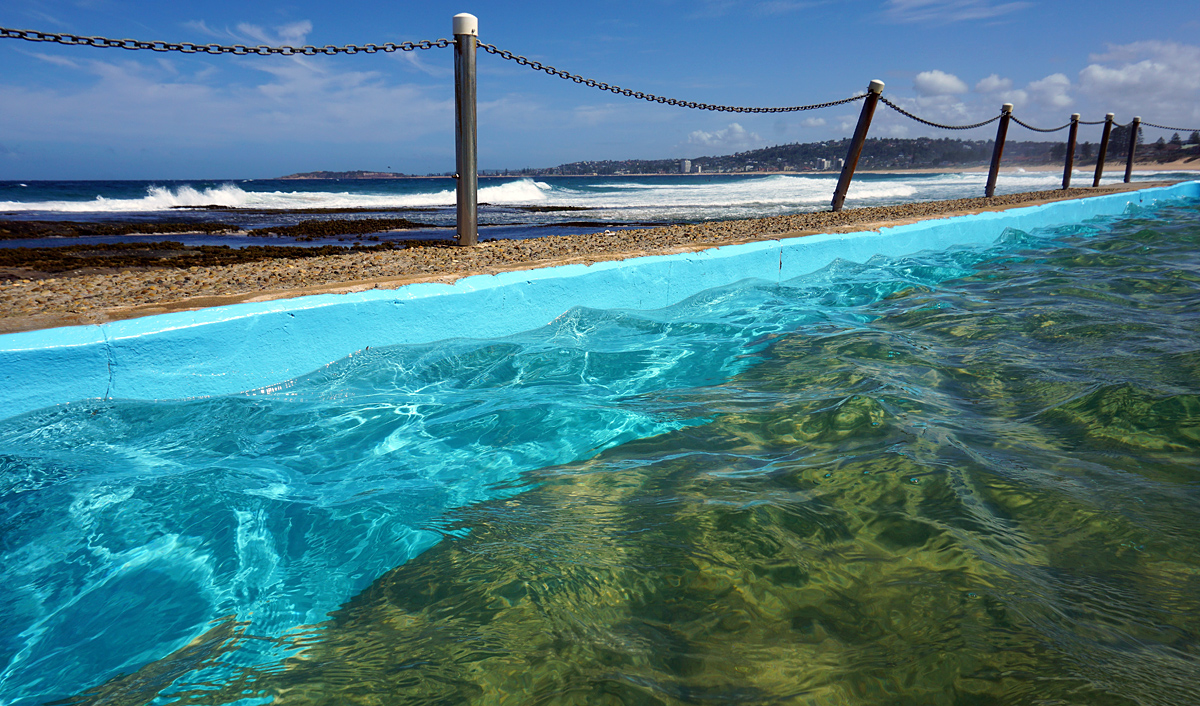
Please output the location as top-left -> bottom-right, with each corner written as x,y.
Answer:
279,132 -> 1199,180
279,170 -> 410,180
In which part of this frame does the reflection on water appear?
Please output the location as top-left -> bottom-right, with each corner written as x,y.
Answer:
16,202 -> 1200,705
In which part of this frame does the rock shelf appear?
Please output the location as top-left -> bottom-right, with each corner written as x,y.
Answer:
0,183 -> 1171,334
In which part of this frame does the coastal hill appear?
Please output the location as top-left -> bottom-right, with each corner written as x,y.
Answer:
279,170 -> 408,180
282,130 -> 1200,179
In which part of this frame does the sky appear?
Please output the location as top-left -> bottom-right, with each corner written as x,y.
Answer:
1,0 -> 1198,179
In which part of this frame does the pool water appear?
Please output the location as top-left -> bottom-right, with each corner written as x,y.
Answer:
2,201 -> 1199,705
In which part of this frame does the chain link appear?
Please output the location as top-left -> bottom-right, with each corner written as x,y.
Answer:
478,42 -> 867,113
8,26 -> 1195,132
0,27 -> 450,55
879,97 -> 1001,130
1142,121 -> 1200,132
1010,115 -> 1070,133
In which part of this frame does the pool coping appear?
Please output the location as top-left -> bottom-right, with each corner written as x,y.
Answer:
2,180 -> 1197,422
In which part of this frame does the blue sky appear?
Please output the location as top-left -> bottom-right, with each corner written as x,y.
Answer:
1,0 -> 1198,179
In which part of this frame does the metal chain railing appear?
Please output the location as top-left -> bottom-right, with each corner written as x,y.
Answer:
879,96 -> 1001,130
5,25 -> 1192,129
0,26 -> 451,55
1142,120 -> 1200,132
479,42 -> 867,113
1010,115 -> 1071,133
4,19 -> 1196,223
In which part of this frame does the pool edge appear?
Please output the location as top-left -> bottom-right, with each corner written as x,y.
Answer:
3,181 -> 1197,421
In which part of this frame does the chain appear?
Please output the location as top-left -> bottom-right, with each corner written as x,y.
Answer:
478,42 -> 866,113
1142,121 -> 1200,132
1010,115 -> 1070,133
879,97 -> 1000,130
9,26 -> 1194,132
0,27 -> 450,55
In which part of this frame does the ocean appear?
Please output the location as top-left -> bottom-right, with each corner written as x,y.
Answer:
3,170 -> 1197,248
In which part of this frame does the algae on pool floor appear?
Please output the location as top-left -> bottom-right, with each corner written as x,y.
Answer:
52,203 -> 1200,706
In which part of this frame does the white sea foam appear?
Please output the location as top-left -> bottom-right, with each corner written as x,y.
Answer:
1,172 -> 1191,220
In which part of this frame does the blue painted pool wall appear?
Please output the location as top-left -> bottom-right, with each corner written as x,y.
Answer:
3,181 -> 1197,421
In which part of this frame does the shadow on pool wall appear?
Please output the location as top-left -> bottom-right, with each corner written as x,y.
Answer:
1,180 -> 1198,422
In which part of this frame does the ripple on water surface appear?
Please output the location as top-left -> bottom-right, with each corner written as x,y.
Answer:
2,201 -> 1200,705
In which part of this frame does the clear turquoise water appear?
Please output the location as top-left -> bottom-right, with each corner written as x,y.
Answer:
2,200 -> 1199,705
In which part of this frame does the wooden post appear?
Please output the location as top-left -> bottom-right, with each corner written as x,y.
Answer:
984,103 -> 1013,198
453,13 -> 479,246
1062,113 -> 1079,190
1093,113 -> 1114,187
831,79 -> 884,212
1123,116 -> 1141,183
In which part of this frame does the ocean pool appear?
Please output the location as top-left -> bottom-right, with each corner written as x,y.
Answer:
2,186 -> 1199,704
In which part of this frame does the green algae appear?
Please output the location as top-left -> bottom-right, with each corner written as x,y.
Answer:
63,203 -> 1200,706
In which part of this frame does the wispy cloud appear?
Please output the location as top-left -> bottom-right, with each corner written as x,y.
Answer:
1078,41 -> 1200,125
755,1 -> 828,15
395,50 -> 452,79
181,19 -> 312,46
685,122 -> 764,151
883,0 -> 1031,24
688,0 -> 826,18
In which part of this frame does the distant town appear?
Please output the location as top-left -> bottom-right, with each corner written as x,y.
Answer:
280,132 -> 1200,180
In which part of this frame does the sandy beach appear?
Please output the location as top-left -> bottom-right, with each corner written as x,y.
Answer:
0,181 -> 1179,334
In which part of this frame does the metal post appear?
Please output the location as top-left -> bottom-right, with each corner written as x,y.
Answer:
984,103 -> 1013,198
453,13 -> 479,246
1123,116 -> 1141,183
1093,113 -> 1114,187
831,80 -> 884,212
1062,113 -> 1079,190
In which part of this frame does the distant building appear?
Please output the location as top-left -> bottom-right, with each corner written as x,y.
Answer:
680,159 -> 692,174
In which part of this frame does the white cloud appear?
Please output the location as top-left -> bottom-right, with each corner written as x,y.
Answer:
914,70 -> 968,96
686,122 -> 764,151
973,73 -> 1026,107
801,117 -> 826,127
974,74 -> 1012,93
0,51 -> 452,150
1078,41 -> 1200,126
883,0 -> 1031,23
1027,73 -> 1072,109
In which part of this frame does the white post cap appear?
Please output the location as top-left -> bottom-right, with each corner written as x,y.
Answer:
1071,113 -> 1080,119
1106,113 -> 1115,119
453,13 -> 478,36
867,79 -> 885,94
1132,116 -> 1141,121
1002,103 -> 1013,113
